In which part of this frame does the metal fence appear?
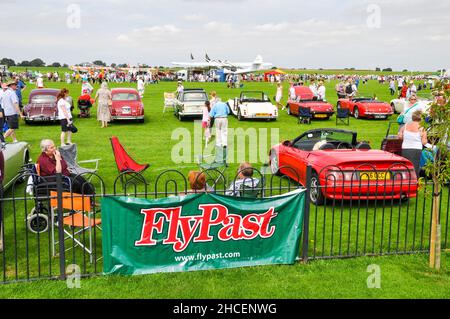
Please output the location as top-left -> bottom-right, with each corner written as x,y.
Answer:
0,164 -> 448,284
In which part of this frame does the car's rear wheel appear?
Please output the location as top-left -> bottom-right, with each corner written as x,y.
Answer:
353,107 -> 360,119
310,171 -> 325,206
237,110 -> 243,121
269,149 -> 282,176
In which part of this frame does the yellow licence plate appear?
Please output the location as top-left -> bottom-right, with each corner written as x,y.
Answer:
360,172 -> 391,180
256,113 -> 270,116
315,114 -> 328,118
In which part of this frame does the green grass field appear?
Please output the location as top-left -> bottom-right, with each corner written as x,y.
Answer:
1,70 -> 448,298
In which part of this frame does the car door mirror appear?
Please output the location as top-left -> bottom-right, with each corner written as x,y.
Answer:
282,140 -> 292,147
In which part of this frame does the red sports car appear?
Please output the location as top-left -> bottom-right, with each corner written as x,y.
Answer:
110,88 -> 145,122
23,89 -> 62,123
286,86 -> 334,120
337,97 -> 393,119
269,128 -> 418,205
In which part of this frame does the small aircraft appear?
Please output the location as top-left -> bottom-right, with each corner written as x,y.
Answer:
172,54 -> 273,74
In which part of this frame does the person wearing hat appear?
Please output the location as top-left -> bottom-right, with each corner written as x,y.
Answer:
317,80 -> 326,101
406,81 -> 417,99
175,81 -> 184,95
2,79 -> 24,144
0,83 -> 8,148
14,76 -> 26,111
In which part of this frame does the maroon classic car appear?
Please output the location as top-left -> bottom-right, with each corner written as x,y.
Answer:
110,88 -> 145,122
23,89 -> 61,123
286,86 -> 334,120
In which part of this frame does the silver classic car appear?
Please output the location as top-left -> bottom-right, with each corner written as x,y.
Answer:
174,89 -> 208,121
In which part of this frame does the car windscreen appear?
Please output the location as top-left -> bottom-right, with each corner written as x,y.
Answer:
296,131 -> 354,146
31,95 -> 57,103
183,92 -> 207,101
241,92 -> 269,102
112,93 -> 138,101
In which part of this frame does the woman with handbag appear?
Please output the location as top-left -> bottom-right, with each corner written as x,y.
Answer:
398,110 -> 428,176
57,88 -> 74,146
94,81 -> 112,128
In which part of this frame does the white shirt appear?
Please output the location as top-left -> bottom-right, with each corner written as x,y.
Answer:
289,86 -> 296,100
317,85 -> 326,100
36,77 -> 44,88
57,98 -> 72,120
137,79 -> 145,91
1,88 -> 19,116
309,84 -> 318,96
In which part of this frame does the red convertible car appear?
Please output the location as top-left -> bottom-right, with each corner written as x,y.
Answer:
269,128 -> 418,205
23,89 -> 60,123
110,88 -> 145,122
337,97 -> 393,119
286,86 -> 334,120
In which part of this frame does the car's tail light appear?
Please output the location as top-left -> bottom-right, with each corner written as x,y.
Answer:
326,170 -> 359,182
392,170 -> 416,182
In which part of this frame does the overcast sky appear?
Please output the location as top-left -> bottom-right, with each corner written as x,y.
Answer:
0,0 -> 448,71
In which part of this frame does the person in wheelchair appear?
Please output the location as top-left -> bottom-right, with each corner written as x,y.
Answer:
37,139 -> 95,196
226,162 -> 260,197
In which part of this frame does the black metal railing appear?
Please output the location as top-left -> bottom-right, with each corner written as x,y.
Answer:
0,164 -> 448,284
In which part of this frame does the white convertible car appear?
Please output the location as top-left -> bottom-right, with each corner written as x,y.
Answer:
227,91 -> 278,121
390,97 -> 432,114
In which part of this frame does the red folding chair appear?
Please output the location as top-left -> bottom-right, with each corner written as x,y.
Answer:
110,136 -> 149,186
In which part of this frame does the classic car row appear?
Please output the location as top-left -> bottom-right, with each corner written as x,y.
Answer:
23,88 -> 145,123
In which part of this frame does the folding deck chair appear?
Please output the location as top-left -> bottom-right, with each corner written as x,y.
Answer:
110,136 -> 150,185
58,144 -> 100,177
335,107 -> 350,126
50,191 -> 101,263
163,92 -> 176,114
298,107 -> 312,124
196,146 -> 228,188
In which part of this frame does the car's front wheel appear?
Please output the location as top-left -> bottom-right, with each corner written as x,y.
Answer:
237,109 -> 243,121
310,171 -> 325,206
353,106 -> 360,119
269,149 -> 282,176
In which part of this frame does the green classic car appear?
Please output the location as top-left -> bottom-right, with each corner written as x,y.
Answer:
2,142 -> 31,192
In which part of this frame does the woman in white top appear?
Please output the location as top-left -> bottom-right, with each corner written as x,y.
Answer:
275,82 -> 283,109
57,88 -> 73,146
398,110 -> 427,175
202,101 -> 211,146
317,81 -> 326,101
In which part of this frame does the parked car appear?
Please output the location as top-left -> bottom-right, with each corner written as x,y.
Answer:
1,142 -> 30,191
110,88 -> 145,122
227,91 -> 277,121
174,89 -> 208,121
269,128 -> 418,205
337,97 -> 393,119
390,97 -> 432,114
23,89 -> 62,123
286,86 -> 334,120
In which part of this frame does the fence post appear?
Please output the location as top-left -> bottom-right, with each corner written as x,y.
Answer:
56,173 -> 66,280
301,165 -> 312,263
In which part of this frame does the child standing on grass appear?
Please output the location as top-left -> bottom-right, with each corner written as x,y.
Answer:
202,101 -> 211,147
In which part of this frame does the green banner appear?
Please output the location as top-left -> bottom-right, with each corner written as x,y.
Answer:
102,189 -> 305,275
